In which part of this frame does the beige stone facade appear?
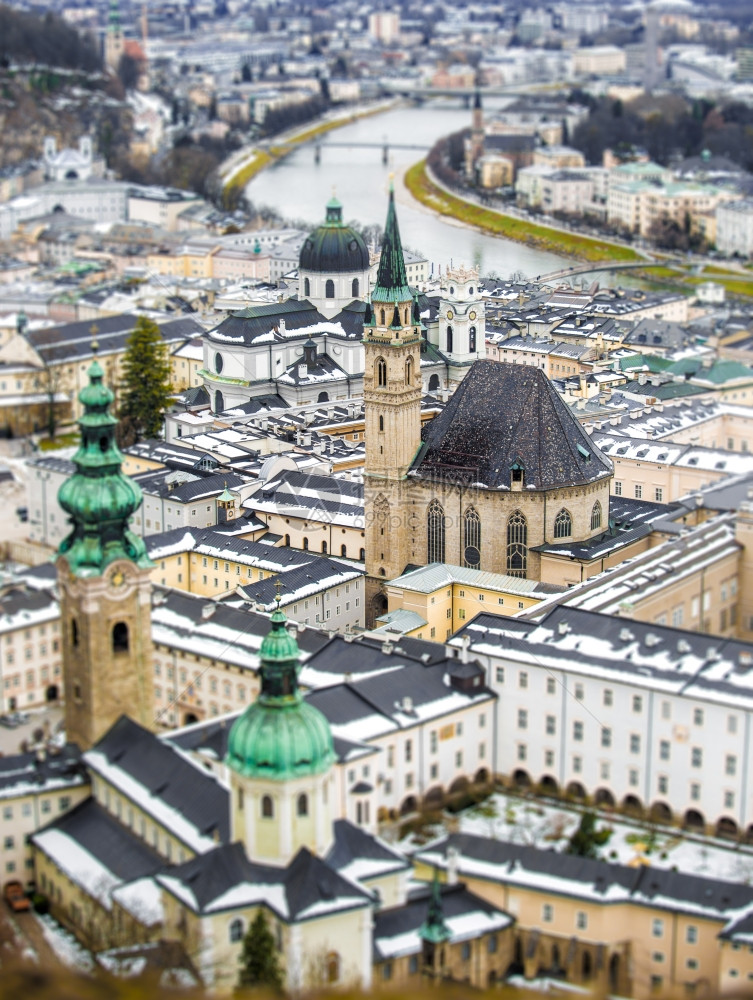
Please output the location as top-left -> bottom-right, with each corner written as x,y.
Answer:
59,558 -> 155,750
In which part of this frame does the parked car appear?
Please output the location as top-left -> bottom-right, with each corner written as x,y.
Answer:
4,881 -> 30,912
0,714 -> 21,729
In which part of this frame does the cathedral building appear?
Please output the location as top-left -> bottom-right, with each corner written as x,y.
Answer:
363,191 -> 613,622
198,195 -> 486,414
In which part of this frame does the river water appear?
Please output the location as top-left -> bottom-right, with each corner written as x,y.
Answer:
245,101 -> 569,279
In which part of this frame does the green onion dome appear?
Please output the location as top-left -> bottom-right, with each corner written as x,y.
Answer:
57,356 -> 150,575
226,604 -> 335,781
299,197 -> 370,274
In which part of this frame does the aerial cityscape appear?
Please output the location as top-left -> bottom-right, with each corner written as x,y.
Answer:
2,0 -> 753,994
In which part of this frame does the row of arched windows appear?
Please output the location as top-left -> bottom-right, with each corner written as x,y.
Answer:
260,793 -> 310,819
375,356 -> 413,387
302,278 -> 360,299
425,500 -> 603,576
444,326 -> 477,353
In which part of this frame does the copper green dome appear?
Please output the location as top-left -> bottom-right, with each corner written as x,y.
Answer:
298,197 -> 370,274
57,355 -> 150,576
226,603 -> 335,781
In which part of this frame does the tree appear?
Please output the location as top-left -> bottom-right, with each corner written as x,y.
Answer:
236,910 -> 284,994
565,811 -> 612,859
118,317 -> 172,445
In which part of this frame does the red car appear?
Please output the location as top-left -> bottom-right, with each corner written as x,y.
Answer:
4,881 -> 30,912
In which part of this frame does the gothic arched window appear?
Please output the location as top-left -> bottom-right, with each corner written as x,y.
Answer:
379,415 -> 384,431
261,795 -> 274,818
112,622 -> 129,653
405,357 -> 413,385
427,499 -> 446,564
380,309 -> 385,325
215,389 -> 224,414
507,511 -> 527,578
469,326 -> 477,352
229,919 -> 244,943
463,507 -> 481,569
71,618 -> 79,648
376,357 -> 387,387
297,793 -> 308,817
304,277 -> 310,297
325,279 -> 335,299
554,508 -> 572,538
352,278 -> 359,297
446,325 -> 453,352
591,500 -> 602,531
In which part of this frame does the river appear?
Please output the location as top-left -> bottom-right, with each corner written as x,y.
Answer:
245,101 -> 569,279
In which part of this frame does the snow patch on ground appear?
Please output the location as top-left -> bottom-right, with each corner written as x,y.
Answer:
456,793 -> 753,884
36,913 -> 94,973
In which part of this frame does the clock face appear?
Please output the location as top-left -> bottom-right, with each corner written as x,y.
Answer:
469,310 -> 477,320
446,310 -> 454,320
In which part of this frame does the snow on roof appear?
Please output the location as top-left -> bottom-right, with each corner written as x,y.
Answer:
84,750 -> 221,855
376,908 -> 512,959
34,828 -> 120,909
111,877 -> 164,926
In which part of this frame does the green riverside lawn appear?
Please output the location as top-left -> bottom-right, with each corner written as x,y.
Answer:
405,161 -> 753,299
404,160 -> 641,264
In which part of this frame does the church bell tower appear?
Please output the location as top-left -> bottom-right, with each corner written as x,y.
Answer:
363,183 -> 422,623
57,347 -> 154,750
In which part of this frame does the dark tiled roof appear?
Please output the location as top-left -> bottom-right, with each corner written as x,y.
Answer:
373,882 -> 511,961
159,842 -> 370,920
0,743 -> 85,796
421,833 -> 753,918
35,797 -> 164,882
235,556 -> 363,608
485,134 -> 536,153
85,716 -> 229,845
27,314 -> 202,364
133,470 -> 246,502
331,299 -> 368,336
305,659 -> 494,730
206,300 -> 326,347
413,361 -> 612,489
327,819 -> 409,874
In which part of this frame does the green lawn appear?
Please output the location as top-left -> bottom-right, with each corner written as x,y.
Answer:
38,432 -> 79,451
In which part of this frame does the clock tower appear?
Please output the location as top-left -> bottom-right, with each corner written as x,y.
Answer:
57,348 -> 155,750
435,264 -> 485,384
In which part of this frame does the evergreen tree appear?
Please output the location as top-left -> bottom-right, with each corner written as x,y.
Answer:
118,316 -> 172,445
565,811 -> 612,859
236,910 -> 284,994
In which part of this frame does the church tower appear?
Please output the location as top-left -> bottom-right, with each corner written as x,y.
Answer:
225,599 -> 336,866
57,349 -> 154,750
363,183 -> 422,623
104,0 -> 125,72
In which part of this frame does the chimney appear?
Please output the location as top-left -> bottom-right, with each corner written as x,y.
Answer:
447,846 -> 459,886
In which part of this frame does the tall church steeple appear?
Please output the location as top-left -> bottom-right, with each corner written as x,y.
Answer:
57,348 -> 155,750
363,183 -> 422,622
105,0 -> 125,72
